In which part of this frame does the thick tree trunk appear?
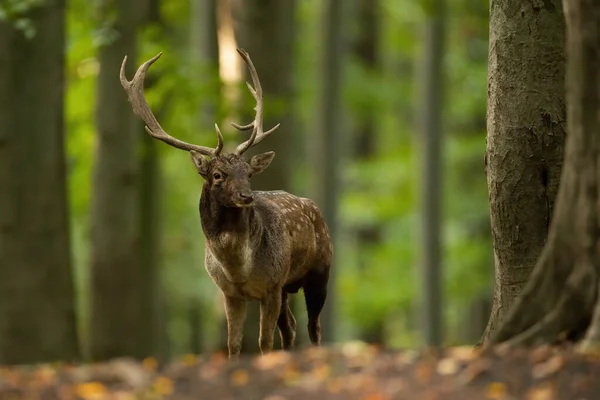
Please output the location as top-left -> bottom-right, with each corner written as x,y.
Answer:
234,0 -> 296,354
481,0 -> 566,342
488,0 -> 600,349
89,0 -> 145,360
0,0 -> 80,364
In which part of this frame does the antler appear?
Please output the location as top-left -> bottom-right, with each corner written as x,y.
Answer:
120,53 -> 223,157
230,48 -> 281,156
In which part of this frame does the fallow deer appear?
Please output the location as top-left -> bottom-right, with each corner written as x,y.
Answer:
119,49 -> 332,358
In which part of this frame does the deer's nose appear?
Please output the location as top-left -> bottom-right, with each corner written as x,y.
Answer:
239,190 -> 254,204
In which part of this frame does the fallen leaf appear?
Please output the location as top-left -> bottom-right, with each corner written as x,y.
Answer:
531,355 -> 564,379
447,346 -> 478,361
527,383 -> 556,400
436,357 -> 460,376
362,392 -> 388,400
142,357 -> 158,372
75,381 -> 108,400
312,363 -> 331,382
414,361 -> 433,384
182,353 -> 198,366
327,377 -> 344,393
231,369 -> 249,386
486,382 -> 507,399
153,376 -> 173,395
253,351 -> 293,370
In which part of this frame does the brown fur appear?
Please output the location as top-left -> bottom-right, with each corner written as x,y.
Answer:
193,152 -> 332,357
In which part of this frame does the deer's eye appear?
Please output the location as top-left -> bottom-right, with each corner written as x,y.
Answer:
213,172 -> 222,180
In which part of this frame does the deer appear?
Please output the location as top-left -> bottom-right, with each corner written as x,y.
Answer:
119,48 -> 332,359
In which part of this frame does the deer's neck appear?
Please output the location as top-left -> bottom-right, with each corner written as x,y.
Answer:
199,186 -> 262,251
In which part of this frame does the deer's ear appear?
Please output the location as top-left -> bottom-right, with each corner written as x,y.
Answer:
250,151 -> 275,174
190,150 -> 210,178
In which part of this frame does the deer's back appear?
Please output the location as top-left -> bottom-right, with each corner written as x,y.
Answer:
255,191 -> 332,283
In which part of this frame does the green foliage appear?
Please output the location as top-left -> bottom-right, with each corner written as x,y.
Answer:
0,0 -> 44,38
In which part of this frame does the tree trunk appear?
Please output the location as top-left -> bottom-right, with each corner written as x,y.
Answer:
481,0 -> 566,342
351,0 -> 385,345
0,0 -> 80,364
487,0 -> 600,349
234,0 -> 296,354
188,0 -> 221,355
419,0 -> 446,348
89,0 -> 145,360
312,0 -> 348,344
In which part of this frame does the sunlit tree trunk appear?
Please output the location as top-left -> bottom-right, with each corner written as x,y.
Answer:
487,0 -> 600,349
481,0 -> 566,342
89,0 -> 146,360
0,0 -> 80,364
234,0 -> 297,353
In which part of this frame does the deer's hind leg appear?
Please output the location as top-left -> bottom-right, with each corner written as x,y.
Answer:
303,267 -> 330,346
277,290 -> 297,350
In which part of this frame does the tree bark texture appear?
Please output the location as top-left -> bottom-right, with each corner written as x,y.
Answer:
0,0 -> 80,364
482,0 -> 566,341
234,0 -> 297,353
488,0 -> 600,349
89,0 -> 145,360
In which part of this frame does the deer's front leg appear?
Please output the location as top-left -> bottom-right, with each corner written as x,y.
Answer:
224,296 -> 247,359
258,289 -> 282,354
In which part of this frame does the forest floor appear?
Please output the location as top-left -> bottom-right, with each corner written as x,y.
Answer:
1,342 -> 599,400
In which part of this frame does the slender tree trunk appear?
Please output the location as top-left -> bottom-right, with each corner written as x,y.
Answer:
312,0 -> 349,344
0,0 -> 80,364
234,0 -> 296,354
488,0 -> 600,349
419,0 -> 446,347
481,0 -> 566,342
89,0 -> 145,360
188,0 -> 221,355
351,0 -> 385,345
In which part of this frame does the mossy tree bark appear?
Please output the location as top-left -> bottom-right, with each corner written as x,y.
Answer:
481,0 -> 566,342
487,0 -> 600,349
0,0 -> 80,364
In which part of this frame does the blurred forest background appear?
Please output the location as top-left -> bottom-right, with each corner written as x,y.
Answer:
0,0 -> 491,363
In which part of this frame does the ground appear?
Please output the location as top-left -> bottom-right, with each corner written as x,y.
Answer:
1,342 -> 600,399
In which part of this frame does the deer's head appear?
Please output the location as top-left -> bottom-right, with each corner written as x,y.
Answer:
119,48 -> 280,208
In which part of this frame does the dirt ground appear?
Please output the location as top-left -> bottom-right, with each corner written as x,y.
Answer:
1,342 -> 599,399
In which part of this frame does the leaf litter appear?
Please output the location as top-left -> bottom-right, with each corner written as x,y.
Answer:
0,342 -> 600,399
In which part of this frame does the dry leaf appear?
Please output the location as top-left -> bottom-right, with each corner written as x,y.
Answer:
142,357 -> 158,372
486,382 -> 507,399
182,353 -> 198,366
436,357 -> 460,376
312,363 -> 331,382
527,383 -> 556,400
253,351 -> 293,370
447,346 -> 477,361
415,361 -> 433,384
75,381 -> 108,400
153,376 -> 173,395
231,369 -> 249,386
531,355 -> 564,379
